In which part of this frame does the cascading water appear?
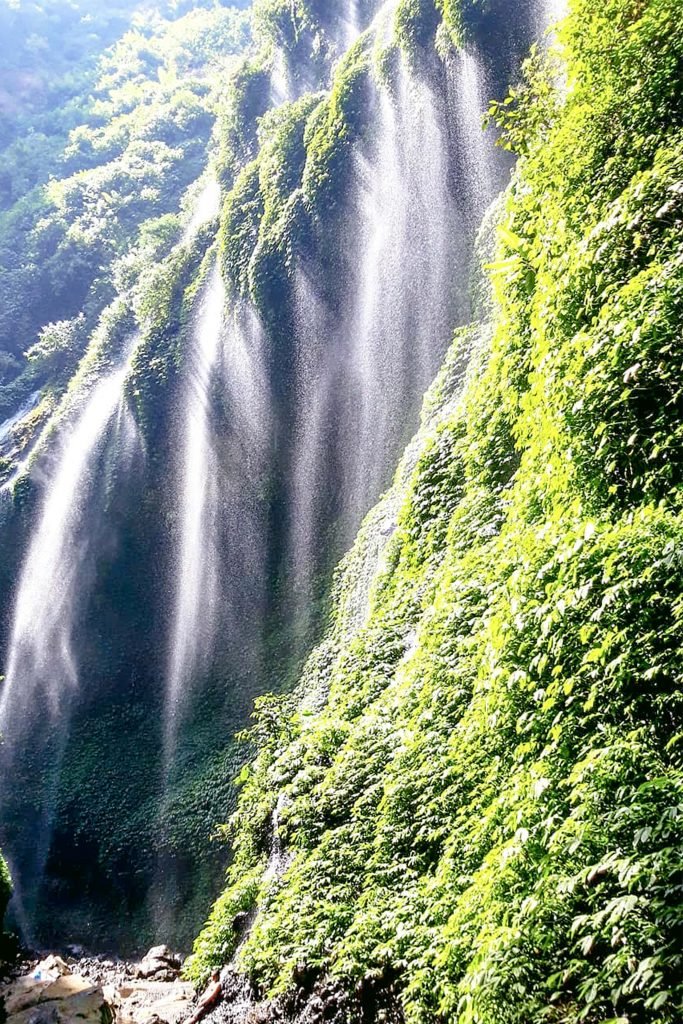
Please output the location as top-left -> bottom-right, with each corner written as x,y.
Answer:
0,339 -> 142,933
164,267 -> 272,771
346,66 -> 463,518
447,48 -> 500,222
155,265 -> 273,941
164,265 -> 224,767
0,391 -> 40,448
288,52 -> 466,606
342,0 -> 360,48
0,0 -> 563,952
184,176 -> 221,241
535,0 -> 569,39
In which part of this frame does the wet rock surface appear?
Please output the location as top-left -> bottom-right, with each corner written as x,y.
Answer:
248,967 -> 405,1024
0,955 -> 113,1024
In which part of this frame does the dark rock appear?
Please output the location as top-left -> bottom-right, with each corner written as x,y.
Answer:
231,911 -> 251,936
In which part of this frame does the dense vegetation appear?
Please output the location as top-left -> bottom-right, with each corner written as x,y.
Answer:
187,1 -> 683,1021
2,0 -> 681,1010
0,0 -> 249,442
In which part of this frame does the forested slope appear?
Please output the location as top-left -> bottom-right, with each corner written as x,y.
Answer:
187,2 -> 683,1021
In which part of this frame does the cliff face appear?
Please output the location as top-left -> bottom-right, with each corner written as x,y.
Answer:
186,2 -> 683,1022
0,0 -> 538,952
2,3 -> 681,1017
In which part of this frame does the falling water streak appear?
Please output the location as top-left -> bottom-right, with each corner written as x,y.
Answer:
270,46 -> 294,107
222,303 -> 271,445
288,270 -> 335,607
217,300 -> 273,661
342,0 -> 360,48
347,65 -> 458,522
348,88 -> 404,517
264,793 -> 293,883
0,352 -> 139,733
372,0 -> 399,47
0,339 -> 141,933
288,58 -> 461,616
184,177 -> 221,241
448,49 -> 496,220
0,390 -> 41,447
164,264 -> 224,770
536,0 -> 569,40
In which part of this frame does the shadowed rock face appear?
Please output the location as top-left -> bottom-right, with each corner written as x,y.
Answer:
206,966 -> 405,1024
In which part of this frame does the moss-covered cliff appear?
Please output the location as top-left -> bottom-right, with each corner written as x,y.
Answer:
187,1 -> 683,1021
0,0 -> 538,952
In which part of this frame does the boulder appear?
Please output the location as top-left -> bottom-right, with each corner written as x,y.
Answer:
2,972 -> 93,1015
144,948 -> 176,966
135,947 -> 181,982
34,955 -> 72,979
0,972 -> 112,1024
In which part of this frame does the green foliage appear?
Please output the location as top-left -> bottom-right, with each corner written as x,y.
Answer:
189,2 -> 683,1021
301,41 -> 373,218
435,0 -> 495,47
0,1 -> 249,372
395,0 -> 441,58
25,315 -> 87,381
218,34 -> 374,319
216,57 -> 272,189
0,848 -> 10,928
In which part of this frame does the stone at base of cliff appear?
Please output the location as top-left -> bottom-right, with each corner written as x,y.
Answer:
1,959 -> 195,1024
134,947 -> 183,983
105,979 -> 195,1024
0,971 -> 113,1024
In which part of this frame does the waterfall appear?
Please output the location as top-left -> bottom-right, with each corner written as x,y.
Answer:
0,390 -> 41,448
184,177 -> 221,241
447,49 -> 499,223
0,339 -> 141,932
342,0 -> 360,48
164,267 -> 272,770
164,265 -> 224,767
288,58 -> 464,605
216,300 -> 272,648
346,66 -> 461,519
537,0 -> 568,38
0,347 -> 140,733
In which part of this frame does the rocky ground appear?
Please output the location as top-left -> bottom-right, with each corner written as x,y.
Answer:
0,946 -> 196,1024
0,948 -> 404,1024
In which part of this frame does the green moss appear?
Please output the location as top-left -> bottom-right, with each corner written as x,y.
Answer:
301,41 -> 374,219
435,0 -> 494,47
217,56 -> 272,190
218,34 -> 374,318
221,161 -> 265,296
395,0 -> 441,59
